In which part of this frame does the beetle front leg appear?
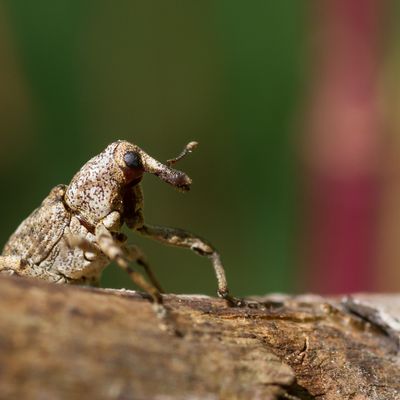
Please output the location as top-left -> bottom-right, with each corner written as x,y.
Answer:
66,230 -> 164,294
137,224 -> 244,307
95,224 -> 163,304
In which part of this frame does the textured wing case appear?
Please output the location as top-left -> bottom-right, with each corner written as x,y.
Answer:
2,185 -> 70,265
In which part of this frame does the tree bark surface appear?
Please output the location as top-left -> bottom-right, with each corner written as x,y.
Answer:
0,275 -> 399,400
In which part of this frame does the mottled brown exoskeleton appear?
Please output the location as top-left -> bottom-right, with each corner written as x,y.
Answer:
0,140 -> 240,306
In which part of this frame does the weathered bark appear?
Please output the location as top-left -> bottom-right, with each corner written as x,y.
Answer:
0,275 -> 399,400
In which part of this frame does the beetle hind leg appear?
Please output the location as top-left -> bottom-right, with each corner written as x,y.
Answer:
0,255 -> 66,283
0,255 -> 29,276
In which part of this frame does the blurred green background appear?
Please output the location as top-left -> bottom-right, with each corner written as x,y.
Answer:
3,1 -> 400,295
0,2 -> 305,296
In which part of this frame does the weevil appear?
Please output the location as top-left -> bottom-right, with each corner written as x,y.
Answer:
0,140 -> 241,306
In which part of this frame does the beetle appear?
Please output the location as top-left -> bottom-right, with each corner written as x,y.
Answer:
0,140 -> 241,306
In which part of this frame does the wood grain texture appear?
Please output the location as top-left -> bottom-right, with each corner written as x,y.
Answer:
0,275 -> 399,400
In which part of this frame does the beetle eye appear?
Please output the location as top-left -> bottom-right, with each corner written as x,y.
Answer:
124,151 -> 142,169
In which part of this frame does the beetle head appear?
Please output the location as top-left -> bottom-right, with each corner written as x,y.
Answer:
114,141 -> 192,191
65,140 -> 194,227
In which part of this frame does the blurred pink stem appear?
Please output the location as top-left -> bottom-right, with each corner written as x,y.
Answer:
304,0 -> 384,293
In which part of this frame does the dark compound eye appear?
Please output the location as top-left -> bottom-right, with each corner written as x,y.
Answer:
124,151 -> 142,169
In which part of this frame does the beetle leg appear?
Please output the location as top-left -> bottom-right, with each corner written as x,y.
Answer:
95,224 -> 162,304
65,233 -> 99,254
123,244 -> 164,293
137,224 -> 244,307
66,231 -> 164,294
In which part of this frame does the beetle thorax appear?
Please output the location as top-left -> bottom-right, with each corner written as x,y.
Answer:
64,143 -> 125,227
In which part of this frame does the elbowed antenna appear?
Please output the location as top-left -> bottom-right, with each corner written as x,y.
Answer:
166,141 -> 198,166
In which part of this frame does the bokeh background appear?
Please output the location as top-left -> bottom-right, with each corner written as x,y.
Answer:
0,1 -> 399,296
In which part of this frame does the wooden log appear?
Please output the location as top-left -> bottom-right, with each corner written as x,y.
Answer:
0,275 -> 399,399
